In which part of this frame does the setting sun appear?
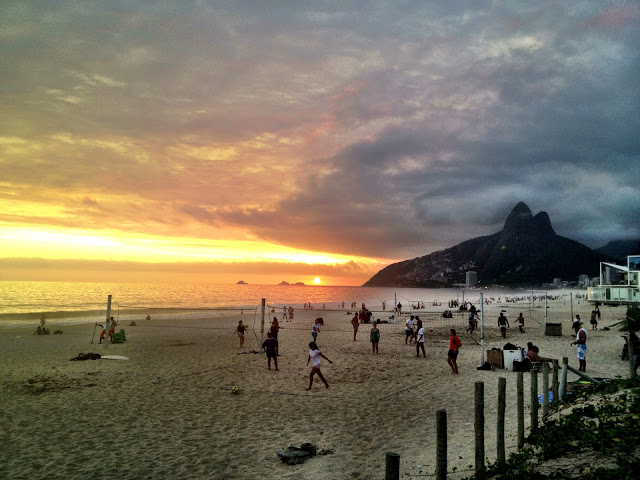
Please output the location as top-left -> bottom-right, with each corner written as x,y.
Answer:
313,277 -> 321,284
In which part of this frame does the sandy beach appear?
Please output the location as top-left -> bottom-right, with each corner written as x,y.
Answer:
0,297 -> 633,479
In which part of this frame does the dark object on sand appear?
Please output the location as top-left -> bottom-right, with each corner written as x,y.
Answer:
53,330 -> 63,334
277,443 -> 318,465
34,326 -> 50,335
70,352 -> 102,361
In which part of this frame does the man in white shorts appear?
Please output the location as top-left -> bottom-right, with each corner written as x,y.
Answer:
571,324 -> 588,372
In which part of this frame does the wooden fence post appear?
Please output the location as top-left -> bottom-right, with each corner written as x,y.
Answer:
385,452 -> 400,480
475,381 -> 485,478
542,363 -> 550,417
517,372 -> 524,449
559,357 -> 568,401
497,377 -> 506,466
629,336 -> 636,378
436,409 -> 447,480
530,369 -> 538,434
552,359 -> 559,407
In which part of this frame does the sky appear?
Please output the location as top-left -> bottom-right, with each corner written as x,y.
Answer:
1,1 -> 639,286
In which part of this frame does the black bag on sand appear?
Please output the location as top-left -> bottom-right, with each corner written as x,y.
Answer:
513,360 -> 531,372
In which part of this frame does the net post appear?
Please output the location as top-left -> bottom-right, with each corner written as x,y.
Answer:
260,298 -> 266,344
104,295 -> 112,349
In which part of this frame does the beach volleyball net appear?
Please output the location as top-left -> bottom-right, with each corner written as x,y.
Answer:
108,301 -> 261,332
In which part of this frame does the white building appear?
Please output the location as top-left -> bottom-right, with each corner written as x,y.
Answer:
587,255 -> 640,304
466,271 -> 477,287
578,274 -> 590,287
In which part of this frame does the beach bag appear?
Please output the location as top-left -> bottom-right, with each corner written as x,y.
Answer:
513,360 -> 531,372
111,329 -> 126,343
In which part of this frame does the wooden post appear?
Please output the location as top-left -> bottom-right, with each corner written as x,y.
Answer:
517,372 -> 524,449
480,292 -> 485,366
530,370 -> 538,434
497,377 -> 506,466
542,363 -> 550,417
385,452 -> 400,480
552,359 -> 559,407
559,357 -> 568,401
565,365 -> 602,384
629,336 -> 636,378
436,409 -> 447,480
475,381 -> 485,478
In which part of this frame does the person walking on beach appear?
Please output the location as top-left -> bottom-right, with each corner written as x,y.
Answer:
517,313 -> 525,333
261,332 -> 278,370
466,311 -> 475,334
590,311 -> 598,330
498,312 -> 509,339
312,318 -> 321,342
351,313 -> 359,341
234,320 -> 247,347
282,306 -> 287,321
415,318 -> 426,358
447,329 -> 461,374
370,323 -> 380,354
571,323 -> 588,372
307,341 -> 332,390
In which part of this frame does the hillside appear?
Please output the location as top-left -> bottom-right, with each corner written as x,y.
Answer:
363,202 -> 612,287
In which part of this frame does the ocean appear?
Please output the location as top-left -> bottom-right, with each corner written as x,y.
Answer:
0,280 -> 567,326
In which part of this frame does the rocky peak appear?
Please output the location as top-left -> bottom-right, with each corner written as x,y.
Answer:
502,202 -> 533,232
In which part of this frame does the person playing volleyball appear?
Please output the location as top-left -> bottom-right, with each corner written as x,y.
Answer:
233,320 -> 247,347
306,342 -> 332,390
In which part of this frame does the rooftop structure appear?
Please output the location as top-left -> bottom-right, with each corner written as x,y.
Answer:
587,255 -> 640,304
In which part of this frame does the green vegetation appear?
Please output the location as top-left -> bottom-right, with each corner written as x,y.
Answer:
620,304 -> 640,332
478,377 -> 640,480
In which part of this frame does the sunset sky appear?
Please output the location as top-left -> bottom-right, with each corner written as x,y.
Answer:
1,1 -> 639,286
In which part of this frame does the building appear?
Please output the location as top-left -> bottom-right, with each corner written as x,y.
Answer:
587,255 -> 640,304
465,271 -> 477,287
578,274 -> 590,287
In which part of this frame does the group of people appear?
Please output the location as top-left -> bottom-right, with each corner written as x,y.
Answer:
95,316 -> 117,343
404,315 -> 461,373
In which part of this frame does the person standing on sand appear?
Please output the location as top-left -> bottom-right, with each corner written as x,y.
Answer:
40,314 -> 46,328
233,320 -> 247,347
270,317 -> 280,355
447,329 -> 461,374
307,341 -> 332,390
261,332 -> 278,370
517,313 -> 525,333
571,324 -> 588,372
351,313 -> 359,341
370,323 -> 380,354
312,318 -> 321,342
415,318 -> 426,358
498,312 -> 509,339
405,315 -> 415,344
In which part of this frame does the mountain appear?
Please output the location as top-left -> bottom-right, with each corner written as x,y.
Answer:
595,240 -> 640,263
363,202 -> 612,287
